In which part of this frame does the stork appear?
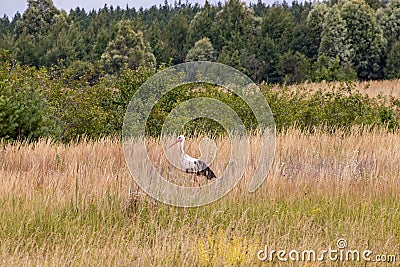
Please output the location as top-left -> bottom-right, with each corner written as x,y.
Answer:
169,135 -> 216,187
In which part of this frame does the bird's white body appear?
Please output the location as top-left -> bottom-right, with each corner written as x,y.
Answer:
169,135 -> 216,186
180,153 -> 198,171
175,136 -> 200,171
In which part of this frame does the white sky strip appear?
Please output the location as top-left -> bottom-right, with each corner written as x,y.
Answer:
1,0 -> 279,18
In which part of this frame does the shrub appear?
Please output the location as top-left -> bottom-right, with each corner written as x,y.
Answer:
262,82 -> 399,132
0,51 -> 55,141
145,83 -> 257,137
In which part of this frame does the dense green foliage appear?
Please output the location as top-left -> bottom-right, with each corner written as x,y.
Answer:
185,38 -> 215,62
0,51 -> 54,141
1,0 -> 400,82
100,20 -> 156,74
264,83 -> 400,131
0,52 -> 398,141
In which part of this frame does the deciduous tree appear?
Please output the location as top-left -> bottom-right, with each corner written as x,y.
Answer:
340,0 -> 386,79
185,37 -> 215,62
319,6 -> 351,65
377,0 -> 400,46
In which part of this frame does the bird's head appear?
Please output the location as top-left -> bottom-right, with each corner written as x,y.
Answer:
169,135 -> 185,148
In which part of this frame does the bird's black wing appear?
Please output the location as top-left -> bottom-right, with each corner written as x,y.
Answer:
195,160 -> 216,180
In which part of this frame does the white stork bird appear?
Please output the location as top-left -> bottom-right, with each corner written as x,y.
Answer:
169,135 -> 216,187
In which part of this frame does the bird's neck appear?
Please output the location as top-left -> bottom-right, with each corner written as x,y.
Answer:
179,141 -> 185,155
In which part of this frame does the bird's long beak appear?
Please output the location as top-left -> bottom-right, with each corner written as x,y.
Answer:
169,140 -> 179,148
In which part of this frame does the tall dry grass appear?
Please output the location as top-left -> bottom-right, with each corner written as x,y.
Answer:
0,128 -> 399,266
276,79 -> 400,98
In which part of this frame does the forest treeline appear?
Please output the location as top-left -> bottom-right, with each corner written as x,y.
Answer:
1,0 -> 400,83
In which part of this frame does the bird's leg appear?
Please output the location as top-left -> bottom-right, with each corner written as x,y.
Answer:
193,175 -> 201,187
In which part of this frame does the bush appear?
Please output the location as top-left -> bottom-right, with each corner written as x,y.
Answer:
43,65 -> 154,142
145,83 -> 257,137
0,51 -> 55,141
262,82 -> 399,132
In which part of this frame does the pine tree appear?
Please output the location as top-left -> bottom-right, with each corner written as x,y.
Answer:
258,36 -> 280,83
277,50 -> 309,84
261,4 -> 294,53
164,10 -> 190,64
21,0 -> 60,36
41,11 -> 75,67
217,46 -> 245,72
185,0 -> 215,50
14,34 -> 39,66
251,0 -> 268,16
13,0 -> 60,66
100,20 -> 156,74
385,39 -> 400,79
146,19 -> 167,64
212,0 -> 256,55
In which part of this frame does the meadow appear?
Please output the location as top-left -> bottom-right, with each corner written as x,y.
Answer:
1,127 -> 399,266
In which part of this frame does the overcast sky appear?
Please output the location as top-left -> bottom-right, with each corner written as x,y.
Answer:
1,0 -> 278,18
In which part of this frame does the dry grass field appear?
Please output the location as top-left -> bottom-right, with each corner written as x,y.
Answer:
1,127 -> 399,266
276,79 -> 400,98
